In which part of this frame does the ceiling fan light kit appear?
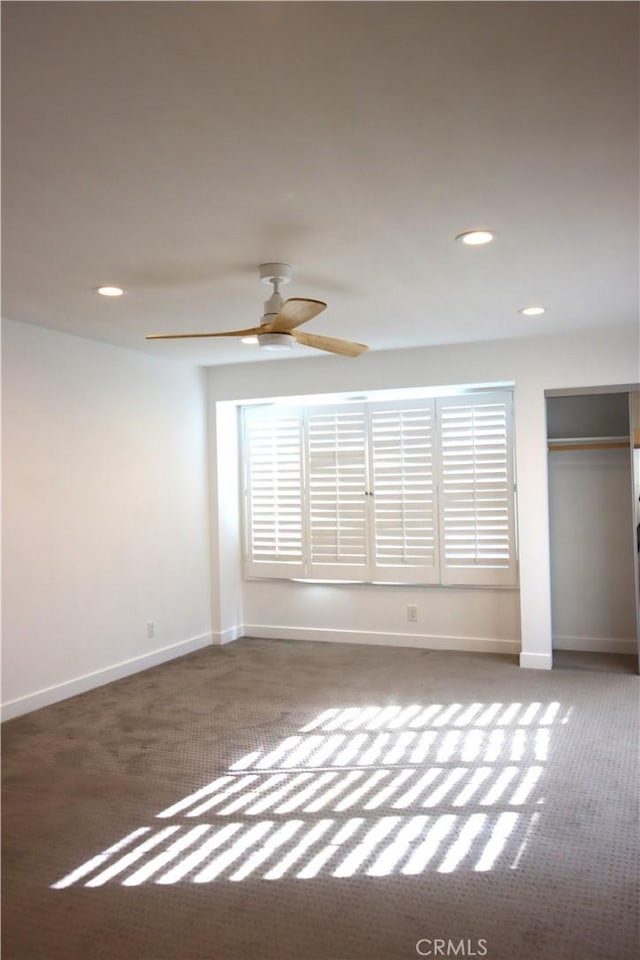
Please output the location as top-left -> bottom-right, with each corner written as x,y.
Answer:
258,332 -> 294,351
146,262 -> 369,357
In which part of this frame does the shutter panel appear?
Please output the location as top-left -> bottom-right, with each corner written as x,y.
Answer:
243,406 -> 305,578
306,404 -> 369,579
369,399 -> 439,583
437,392 -> 517,585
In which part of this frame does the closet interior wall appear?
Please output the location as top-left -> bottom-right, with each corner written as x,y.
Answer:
546,393 -> 637,660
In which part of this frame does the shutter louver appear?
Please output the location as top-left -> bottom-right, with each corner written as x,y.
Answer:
369,400 -> 439,582
437,393 -> 516,585
307,405 -> 369,579
244,406 -> 305,578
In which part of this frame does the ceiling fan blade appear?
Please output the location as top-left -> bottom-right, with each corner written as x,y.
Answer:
271,297 -> 327,332
146,325 -> 267,341
292,330 -> 369,357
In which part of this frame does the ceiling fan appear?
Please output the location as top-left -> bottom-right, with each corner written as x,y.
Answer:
146,263 -> 369,357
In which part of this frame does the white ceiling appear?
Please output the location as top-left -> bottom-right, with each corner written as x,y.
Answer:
3,2 -> 638,366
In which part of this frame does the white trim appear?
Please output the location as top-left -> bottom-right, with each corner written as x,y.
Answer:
242,623 -> 519,656
1,633 -> 213,722
214,625 -> 244,645
519,651 -> 553,670
553,635 -> 637,655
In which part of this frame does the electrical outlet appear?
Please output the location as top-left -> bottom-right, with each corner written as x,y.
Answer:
407,604 -> 418,622
146,621 -> 155,639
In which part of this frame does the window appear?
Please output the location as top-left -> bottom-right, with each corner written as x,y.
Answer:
242,391 -> 517,587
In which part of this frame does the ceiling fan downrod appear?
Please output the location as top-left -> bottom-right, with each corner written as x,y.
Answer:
258,262 -> 294,350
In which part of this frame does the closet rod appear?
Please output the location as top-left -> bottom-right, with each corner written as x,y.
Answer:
548,436 -> 630,452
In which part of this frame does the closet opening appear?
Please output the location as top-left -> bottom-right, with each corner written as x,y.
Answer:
545,387 -> 640,675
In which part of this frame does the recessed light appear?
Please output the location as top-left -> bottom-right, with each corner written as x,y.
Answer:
455,230 -> 495,246
241,336 -> 259,345
95,285 -> 125,297
519,306 -> 546,316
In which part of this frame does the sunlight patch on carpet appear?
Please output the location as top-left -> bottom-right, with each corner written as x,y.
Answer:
51,701 -> 563,887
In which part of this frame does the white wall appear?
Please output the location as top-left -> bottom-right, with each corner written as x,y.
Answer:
207,323 -> 639,670
4,320 -> 633,719
208,402 -> 243,645
242,580 -> 520,655
2,318 -> 212,719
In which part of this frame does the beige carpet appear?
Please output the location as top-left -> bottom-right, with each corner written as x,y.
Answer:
2,638 -> 638,960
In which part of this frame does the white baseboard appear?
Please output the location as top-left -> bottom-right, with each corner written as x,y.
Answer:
1,632 -> 213,722
553,635 -> 637,655
519,651 -> 553,670
213,625 -> 243,645
242,624 -> 520,656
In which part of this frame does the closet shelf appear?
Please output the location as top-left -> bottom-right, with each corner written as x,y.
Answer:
548,436 -> 630,451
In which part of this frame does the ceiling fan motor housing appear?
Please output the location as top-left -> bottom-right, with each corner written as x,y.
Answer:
262,290 -> 283,321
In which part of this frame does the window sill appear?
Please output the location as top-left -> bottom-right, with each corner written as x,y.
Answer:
244,576 -> 520,591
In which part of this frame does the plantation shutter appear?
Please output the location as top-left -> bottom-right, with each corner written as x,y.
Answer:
241,390 -> 518,587
436,392 -> 516,585
243,405 -> 305,578
368,399 -> 440,583
306,404 -> 369,579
